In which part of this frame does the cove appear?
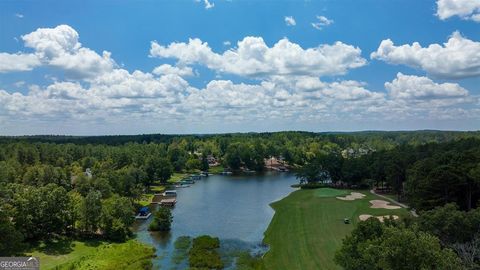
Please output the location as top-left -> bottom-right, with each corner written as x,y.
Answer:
133,171 -> 297,269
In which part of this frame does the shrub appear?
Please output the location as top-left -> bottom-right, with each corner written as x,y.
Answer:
188,235 -> 223,269
299,183 -> 330,189
148,207 -> 172,231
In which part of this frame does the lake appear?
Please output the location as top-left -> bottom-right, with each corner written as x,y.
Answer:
133,171 -> 297,269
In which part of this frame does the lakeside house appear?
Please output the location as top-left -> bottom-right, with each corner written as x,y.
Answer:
265,156 -> 289,172
207,155 -> 220,167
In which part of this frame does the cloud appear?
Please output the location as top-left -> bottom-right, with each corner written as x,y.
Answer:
89,69 -> 190,99
150,37 -> 366,78
15,13 -> 24,19
152,64 -> 194,77
0,53 -> 40,73
22,25 -> 82,59
181,77 -> 388,121
0,69 -> 192,119
204,0 -> 214,9
21,25 -> 115,79
322,81 -> 385,101
0,73 -> 477,130
371,31 -> 480,79
13,81 -> 26,88
0,25 -> 192,122
0,25 -> 116,78
223,41 -> 231,46
311,15 -> 334,30
285,16 -> 296,26
436,0 -> 480,22
385,73 -> 469,101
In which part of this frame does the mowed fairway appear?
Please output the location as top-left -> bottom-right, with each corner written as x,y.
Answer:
262,189 -> 409,270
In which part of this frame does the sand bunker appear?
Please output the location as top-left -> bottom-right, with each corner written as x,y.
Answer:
336,192 -> 366,201
359,214 -> 399,222
369,200 -> 401,209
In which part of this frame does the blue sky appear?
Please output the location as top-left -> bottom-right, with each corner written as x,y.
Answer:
0,0 -> 479,135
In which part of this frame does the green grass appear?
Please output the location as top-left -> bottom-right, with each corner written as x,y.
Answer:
262,188 -> 409,270
168,172 -> 189,183
314,188 -> 349,198
208,165 -> 225,174
136,193 -> 154,207
28,240 -> 155,270
150,185 -> 165,193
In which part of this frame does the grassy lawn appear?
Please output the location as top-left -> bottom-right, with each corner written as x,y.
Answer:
314,188 -> 349,198
136,193 -> 154,207
150,185 -> 165,193
168,172 -> 189,183
28,239 -> 155,270
262,188 -> 409,270
208,165 -> 225,174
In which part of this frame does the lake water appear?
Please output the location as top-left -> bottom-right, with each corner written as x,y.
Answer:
133,171 -> 297,269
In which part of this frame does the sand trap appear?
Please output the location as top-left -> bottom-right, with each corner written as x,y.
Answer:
369,200 -> 401,209
359,214 -> 399,222
336,192 -> 366,201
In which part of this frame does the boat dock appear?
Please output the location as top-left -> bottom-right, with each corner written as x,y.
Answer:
152,193 -> 177,206
160,198 -> 177,206
135,206 -> 152,219
135,212 -> 152,219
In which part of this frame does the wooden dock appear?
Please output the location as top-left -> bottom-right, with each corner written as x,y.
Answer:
152,194 -> 177,206
160,198 -> 176,206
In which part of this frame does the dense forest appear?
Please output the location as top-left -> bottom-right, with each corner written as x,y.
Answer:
1,130 -> 480,268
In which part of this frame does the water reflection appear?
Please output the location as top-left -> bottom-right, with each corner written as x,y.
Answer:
150,231 -> 172,248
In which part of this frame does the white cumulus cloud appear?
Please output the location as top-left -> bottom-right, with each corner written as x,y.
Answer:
0,53 -> 40,73
436,0 -> 480,22
21,25 -> 116,79
385,73 -> 469,100
152,64 -> 194,77
371,31 -> 480,79
150,37 -> 366,78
